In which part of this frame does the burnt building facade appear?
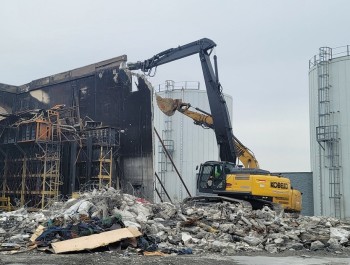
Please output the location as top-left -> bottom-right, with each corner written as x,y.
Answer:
0,55 -> 154,210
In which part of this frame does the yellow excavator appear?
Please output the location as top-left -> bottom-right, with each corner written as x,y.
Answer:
128,38 -> 302,212
156,95 -> 301,212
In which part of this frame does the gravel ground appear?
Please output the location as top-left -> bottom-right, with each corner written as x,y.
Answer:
0,249 -> 349,265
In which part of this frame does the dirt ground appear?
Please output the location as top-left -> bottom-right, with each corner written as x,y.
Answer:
0,249 -> 349,265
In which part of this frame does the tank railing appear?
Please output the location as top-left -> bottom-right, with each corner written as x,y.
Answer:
156,80 -> 200,92
309,45 -> 350,69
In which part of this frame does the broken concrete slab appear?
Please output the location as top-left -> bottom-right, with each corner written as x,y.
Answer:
310,240 -> 325,251
330,227 -> 350,244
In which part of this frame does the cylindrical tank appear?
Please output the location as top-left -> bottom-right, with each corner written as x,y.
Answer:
153,81 -> 233,202
309,46 -> 350,219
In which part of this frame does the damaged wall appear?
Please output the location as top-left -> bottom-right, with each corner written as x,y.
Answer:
0,55 -> 155,207
119,74 -> 154,198
0,83 -> 16,119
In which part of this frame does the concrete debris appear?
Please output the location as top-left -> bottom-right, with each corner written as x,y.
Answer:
0,188 -> 349,256
181,232 -> 193,245
330,227 -> 350,244
310,240 -> 325,251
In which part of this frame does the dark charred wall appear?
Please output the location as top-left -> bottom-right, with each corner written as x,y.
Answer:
118,73 -> 153,156
117,73 -> 154,198
0,84 -> 16,115
0,56 -> 154,201
14,57 -> 127,129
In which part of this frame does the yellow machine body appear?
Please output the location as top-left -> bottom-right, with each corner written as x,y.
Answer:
197,161 -> 302,212
225,173 -> 302,212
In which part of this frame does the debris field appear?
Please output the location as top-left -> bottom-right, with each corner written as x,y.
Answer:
0,187 -> 349,256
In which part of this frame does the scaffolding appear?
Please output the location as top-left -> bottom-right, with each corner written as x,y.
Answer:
76,122 -> 120,191
0,106 -> 122,210
0,108 -> 61,210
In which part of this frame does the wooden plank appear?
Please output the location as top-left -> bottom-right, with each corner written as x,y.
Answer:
51,227 -> 141,254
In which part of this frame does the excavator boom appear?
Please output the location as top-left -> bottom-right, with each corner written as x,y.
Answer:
128,38 -> 237,164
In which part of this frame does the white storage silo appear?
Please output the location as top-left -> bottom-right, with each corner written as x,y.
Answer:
309,46 -> 350,219
153,80 -> 233,202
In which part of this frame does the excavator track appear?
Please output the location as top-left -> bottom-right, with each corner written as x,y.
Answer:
183,195 -> 288,215
244,197 -> 283,214
183,195 -> 253,210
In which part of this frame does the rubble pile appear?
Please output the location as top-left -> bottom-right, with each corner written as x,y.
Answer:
0,188 -> 349,255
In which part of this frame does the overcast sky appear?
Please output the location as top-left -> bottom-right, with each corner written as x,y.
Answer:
1,0 -> 349,172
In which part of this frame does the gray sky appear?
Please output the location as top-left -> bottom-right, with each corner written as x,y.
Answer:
1,0 -> 349,172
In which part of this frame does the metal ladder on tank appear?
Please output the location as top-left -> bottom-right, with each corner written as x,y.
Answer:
157,81 -> 175,202
316,47 -> 342,218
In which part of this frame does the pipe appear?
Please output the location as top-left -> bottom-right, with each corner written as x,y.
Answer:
154,172 -> 173,203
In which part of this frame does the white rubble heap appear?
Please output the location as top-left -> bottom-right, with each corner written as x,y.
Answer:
0,187 -> 349,254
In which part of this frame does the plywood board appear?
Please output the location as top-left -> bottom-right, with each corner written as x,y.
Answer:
51,227 -> 141,254
30,225 -> 45,242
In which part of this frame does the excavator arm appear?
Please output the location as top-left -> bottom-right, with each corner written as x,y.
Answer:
156,95 -> 259,169
128,38 -> 237,164
231,136 -> 260,169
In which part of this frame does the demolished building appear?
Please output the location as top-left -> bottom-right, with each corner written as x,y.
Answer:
0,55 -> 154,210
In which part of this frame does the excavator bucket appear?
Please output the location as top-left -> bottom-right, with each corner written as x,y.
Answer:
156,94 -> 181,116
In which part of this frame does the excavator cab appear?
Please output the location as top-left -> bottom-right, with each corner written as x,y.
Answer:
197,161 -> 226,194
